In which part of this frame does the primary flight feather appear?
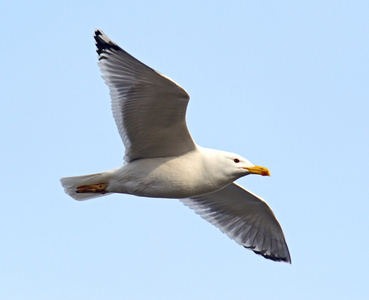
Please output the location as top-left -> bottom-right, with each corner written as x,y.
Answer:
61,29 -> 291,263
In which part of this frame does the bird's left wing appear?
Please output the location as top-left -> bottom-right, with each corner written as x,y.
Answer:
180,183 -> 291,263
94,30 -> 196,161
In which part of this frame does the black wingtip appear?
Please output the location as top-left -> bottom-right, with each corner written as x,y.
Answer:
94,29 -> 122,60
94,29 -> 102,36
248,247 -> 292,264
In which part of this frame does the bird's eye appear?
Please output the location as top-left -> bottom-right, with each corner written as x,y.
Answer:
234,158 -> 240,163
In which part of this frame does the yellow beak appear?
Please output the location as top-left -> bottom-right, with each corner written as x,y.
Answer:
244,165 -> 271,176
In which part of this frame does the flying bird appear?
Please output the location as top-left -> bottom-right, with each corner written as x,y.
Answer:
61,30 -> 291,263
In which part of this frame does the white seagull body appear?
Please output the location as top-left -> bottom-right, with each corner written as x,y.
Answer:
61,30 -> 291,263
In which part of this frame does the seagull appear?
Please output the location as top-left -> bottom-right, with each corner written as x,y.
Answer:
61,29 -> 291,263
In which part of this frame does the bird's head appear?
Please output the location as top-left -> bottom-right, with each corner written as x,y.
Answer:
198,148 -> 270,184
218,151 -> 271,180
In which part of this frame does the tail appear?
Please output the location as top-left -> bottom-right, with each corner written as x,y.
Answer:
60,171 -> 113,201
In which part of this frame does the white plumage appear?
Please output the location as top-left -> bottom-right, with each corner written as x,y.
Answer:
61,29 -> 291,263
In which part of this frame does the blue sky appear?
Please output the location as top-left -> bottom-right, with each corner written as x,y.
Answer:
2,1 -> 369,299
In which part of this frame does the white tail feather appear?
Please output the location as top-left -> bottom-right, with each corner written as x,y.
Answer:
60,172 -> 113,201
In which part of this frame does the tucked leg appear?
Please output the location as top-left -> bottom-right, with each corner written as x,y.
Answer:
76,183 -> 108,194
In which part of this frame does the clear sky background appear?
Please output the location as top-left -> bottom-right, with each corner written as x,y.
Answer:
2,1 -> 369,299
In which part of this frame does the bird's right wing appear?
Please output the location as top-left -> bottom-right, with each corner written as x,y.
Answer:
94,30 -> 196,161
180,183 -> 291,263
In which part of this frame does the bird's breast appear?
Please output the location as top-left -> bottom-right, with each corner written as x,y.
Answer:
109,152 -> 226,198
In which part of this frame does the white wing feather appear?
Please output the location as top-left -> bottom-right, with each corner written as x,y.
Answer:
181,183 -> 291,263
94,30 -> 196,161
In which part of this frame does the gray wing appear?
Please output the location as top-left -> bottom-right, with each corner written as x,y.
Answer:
94,30 -> 196,161
180,183 -> 291,263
